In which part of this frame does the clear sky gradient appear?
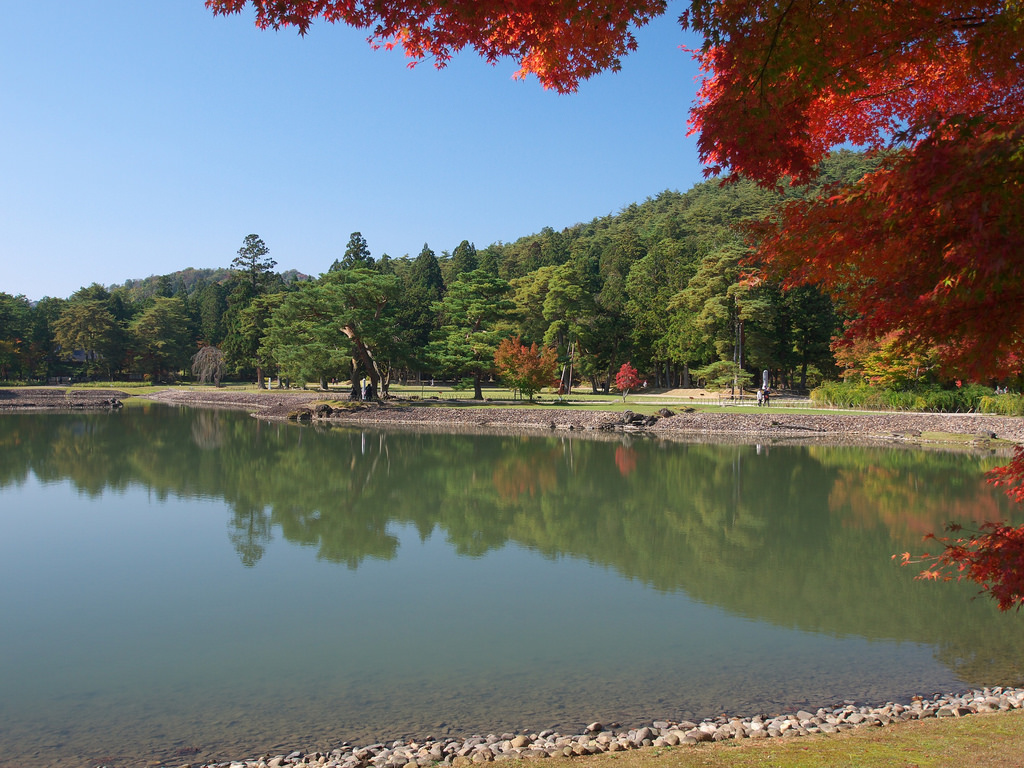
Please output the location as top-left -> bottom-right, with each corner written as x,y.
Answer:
1,1 -> 705,302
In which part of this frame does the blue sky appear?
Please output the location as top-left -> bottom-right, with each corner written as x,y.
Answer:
1,1 -> 705,302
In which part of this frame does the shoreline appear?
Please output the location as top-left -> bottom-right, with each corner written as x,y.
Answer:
148,387 -> 1024,447
187,687 -> 1024,768
4,386 -> 1022,447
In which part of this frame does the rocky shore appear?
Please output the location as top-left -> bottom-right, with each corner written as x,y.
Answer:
6,387 -> 1022,445
194,688 -> 1024,768
140,387 -> 1024,446
0,387 -> 126,410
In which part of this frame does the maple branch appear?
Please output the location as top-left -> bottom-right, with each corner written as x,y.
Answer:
938,13 -> 991,29
753,0 -> 799,104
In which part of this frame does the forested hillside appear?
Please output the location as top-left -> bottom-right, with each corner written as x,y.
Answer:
0,152 -> 886,391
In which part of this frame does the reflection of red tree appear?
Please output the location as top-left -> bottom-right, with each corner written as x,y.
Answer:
829,467 -> 1002,541
903,446 -> 1024,611
990,446 -> 1024,504
615,445 -> 637,477
491,450 -> 559,499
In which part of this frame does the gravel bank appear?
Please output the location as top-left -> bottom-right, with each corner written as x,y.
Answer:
7,388 -> 1020,445
141,388 -> 1024,446
0,387 -> 128,410
192,688 -> 1024,768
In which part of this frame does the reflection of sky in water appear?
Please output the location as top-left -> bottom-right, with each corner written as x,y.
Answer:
0,411 -> 1020,766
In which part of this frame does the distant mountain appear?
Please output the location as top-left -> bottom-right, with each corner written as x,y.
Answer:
111,267 -> 310,301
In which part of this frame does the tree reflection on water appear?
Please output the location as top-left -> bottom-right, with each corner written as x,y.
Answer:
2,406 -> 1022,684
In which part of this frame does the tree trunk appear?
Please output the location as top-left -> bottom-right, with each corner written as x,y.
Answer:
342,326 -> 380,396
559,363 -> 572,394
473,371 -> 483,400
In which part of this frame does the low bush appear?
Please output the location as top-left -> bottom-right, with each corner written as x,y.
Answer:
979,394 -> 1024,417
69,381 -> 160,389
811,381 -> 998,412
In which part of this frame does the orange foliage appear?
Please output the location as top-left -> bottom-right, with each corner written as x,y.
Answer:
685,1 -> 1023,185
491,450 -> 559,499
493,336 -> 559,400
206,0 -> 667,92
832,332 -> 939,388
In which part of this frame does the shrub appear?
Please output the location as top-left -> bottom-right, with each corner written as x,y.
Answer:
979,394 -> 1024,417
811,381 -> 1002,413
69,380 -> 157,390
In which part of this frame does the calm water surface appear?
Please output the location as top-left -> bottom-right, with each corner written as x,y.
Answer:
1,405 -> 1022,767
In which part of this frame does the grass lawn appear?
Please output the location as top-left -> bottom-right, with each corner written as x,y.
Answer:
380,383 -> 855,416
385,382 -> 815,411
4,381 -> 978,420
537,711 -> 1024,768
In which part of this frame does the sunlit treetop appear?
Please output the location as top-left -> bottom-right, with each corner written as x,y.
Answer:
205,0 -> 668,93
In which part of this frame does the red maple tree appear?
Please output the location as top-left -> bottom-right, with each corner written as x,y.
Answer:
750,124 -> 1024,379
614,362 -> 642,401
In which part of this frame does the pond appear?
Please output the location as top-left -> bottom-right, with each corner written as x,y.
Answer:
0,405 -> 1022,767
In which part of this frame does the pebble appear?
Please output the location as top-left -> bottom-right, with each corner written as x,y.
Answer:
171,688 -> 1024,768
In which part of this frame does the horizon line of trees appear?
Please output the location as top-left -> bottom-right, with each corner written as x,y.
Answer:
1,152 -> 1016,394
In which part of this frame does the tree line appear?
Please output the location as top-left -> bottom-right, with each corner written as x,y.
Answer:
0,152 -> 924,394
